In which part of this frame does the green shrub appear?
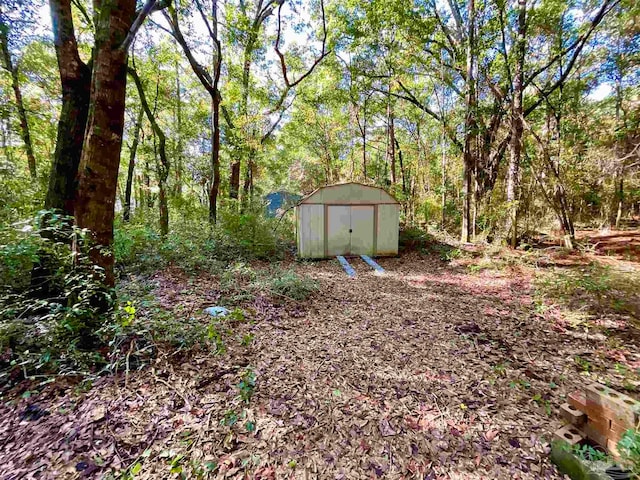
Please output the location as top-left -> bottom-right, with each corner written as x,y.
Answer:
618,429 -> 640,476
399,226 -> 435,251
113,203 -> 294,274
260,269 -> 319,301
0,211 -> 114,383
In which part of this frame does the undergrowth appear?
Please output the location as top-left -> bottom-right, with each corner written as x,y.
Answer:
535,263 -> 640,320
0,206 -> 309,391
114,203 -> 294,274
1,212 -> 115,386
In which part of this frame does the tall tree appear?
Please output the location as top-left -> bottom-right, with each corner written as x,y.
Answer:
163,0 -> 222,223
123,106 -> 144,222
45,0 -> 91,215
504,0 -> 527,247
129,65 -> 170,236
74,0 -> 166,284
0,1 -> 37,178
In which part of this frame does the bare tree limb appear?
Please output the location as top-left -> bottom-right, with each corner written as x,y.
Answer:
523,0 -> 620,116
270,0 -> 330,113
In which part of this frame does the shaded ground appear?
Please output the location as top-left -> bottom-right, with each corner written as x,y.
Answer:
578,229 -> 640,262
1,251 -> 639,479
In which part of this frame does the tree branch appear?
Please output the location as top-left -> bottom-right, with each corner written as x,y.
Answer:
121,0 -> 171,51
523,0 -> 619,116
270,0 -> 330,113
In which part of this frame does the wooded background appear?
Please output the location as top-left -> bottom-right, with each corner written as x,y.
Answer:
1,0 -> 639,281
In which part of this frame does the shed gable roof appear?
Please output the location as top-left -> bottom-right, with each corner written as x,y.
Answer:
299,182 -> 399,205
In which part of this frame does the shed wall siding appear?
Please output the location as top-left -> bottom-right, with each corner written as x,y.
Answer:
298,204 -> 325,258
376,204 -> 399,255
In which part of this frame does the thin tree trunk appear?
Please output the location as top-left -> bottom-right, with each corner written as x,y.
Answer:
128,66 -> 170,236
0,6 -> 37,179
74,0 -> 136,285
210,93 -> 221,223
461,0 -> 476,243
505,0 -> 527,247
45,0 -> 91,215
388,81 -> 396,184
124,106 -> 143,222
230,29 -> 257,200
174,57 -> 183,197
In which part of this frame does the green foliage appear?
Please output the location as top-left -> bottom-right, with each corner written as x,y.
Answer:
618,429 -> 640,476
261,269 -> 320,301
113,203 -> 293,275
570,443 -> 608,462
0,211 -> 114,382
238,368 -> 256,403
535,263 -> 640,320
398,226 -> 435,252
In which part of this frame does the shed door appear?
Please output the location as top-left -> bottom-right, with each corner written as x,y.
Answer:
350,206 -> 374,255
327,205 -> 374,256
327,206 -> 351,256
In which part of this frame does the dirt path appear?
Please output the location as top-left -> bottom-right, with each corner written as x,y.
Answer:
1,253 -> 638,479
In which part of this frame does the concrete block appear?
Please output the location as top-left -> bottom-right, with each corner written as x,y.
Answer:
569,391 -> 587,411
584,383 -> 639,426
554,425 -> 586,446
561,402 -> 587,426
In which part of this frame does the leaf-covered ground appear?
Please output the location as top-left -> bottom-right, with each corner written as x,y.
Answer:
1,248 -> 639,479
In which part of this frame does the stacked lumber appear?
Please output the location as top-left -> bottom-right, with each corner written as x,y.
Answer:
555,383 -> 640,456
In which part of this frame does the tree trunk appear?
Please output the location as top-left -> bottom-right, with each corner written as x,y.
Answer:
74,0 -> 136,285
158,175 -> 169,236
230,29 -> 257,200
174,57 -> 183,197
242,149 -> 255,204
388,83 -> 396,185
45,0 -> 91,215
209,93 -> 221,223
505,0 -> 526,247
441,131 -> 447,229
124,106 -> 143,222
461,0 -> 476,243
128,66 -> 170,236
0,6 -> 37,179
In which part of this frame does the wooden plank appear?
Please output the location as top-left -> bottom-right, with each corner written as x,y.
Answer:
337,256 -> 356,277
360,255 -> 385,274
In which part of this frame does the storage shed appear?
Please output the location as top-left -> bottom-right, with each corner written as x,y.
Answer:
296,183 -> 400,259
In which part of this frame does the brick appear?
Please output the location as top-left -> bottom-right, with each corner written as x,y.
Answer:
568,391 -> 587,411
585,415 -> 632,444
584,383 -> 640,425
554,425 -> 585,446
583,421 -> 608,449
584,397 -> 635,428
560,402 -> 586,427
607,438 -> 621,458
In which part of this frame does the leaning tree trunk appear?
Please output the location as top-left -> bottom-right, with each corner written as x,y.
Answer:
0,7 -> 37,179
74,0 -> 136,286
128,66 -> 170,236
45,0 -> 91,215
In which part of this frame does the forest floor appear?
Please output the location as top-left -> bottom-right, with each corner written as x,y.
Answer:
1,230 -> 640,479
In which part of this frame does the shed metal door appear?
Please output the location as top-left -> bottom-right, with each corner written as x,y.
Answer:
327,206 -> 351,256
327,205 -> 374,256
350,206 -> 374,255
